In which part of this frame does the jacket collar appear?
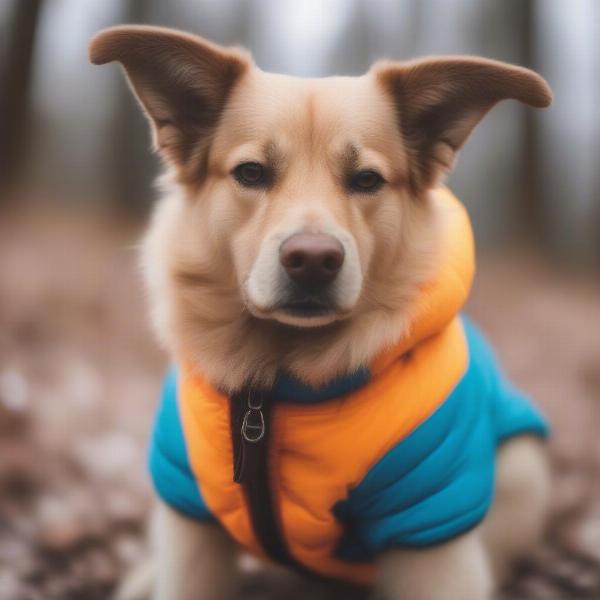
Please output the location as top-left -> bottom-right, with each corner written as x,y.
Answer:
270,367 -> 371,403
371,187 -> 475,376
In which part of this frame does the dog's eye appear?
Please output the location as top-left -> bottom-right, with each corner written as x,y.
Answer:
349,170 -> 385,193
233,162 -> 268,187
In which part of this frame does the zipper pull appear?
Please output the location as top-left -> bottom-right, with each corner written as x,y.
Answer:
233,389 -> 267,483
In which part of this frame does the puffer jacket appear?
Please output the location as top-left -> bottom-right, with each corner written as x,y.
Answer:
148,188 -> 548,585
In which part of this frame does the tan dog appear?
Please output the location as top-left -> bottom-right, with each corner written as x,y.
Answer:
90,26 -> 552,600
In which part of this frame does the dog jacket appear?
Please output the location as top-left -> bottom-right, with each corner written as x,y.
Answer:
149,188 -> 548,585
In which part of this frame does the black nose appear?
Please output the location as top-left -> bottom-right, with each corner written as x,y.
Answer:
280,233 -> 344,289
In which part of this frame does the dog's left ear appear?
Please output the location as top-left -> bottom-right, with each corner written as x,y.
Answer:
89,25 -> 250,179
375,56 -> 553,191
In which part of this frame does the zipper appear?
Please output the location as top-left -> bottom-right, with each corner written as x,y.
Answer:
230,389 -> 367,592
230,387 -> 302,568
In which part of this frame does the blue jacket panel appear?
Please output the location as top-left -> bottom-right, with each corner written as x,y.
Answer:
333,317 -> 548,559
148,368 -> 213,521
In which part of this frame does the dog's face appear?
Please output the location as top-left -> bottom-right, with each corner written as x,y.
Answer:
90,26 -> 551,386
205,71 -> 414,328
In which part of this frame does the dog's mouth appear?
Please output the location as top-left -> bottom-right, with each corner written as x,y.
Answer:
279,297 -> 332,317
273,291 -> 343,326
247,292 -> 347,328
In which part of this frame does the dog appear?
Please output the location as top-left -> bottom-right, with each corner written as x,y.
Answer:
89,25 -> 553,600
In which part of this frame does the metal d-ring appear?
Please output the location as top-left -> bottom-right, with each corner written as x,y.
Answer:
241,408 -> 265,443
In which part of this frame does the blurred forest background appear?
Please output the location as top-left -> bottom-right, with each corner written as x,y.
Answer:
0,1 -> 599,599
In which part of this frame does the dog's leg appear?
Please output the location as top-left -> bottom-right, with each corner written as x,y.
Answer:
481,436 -> 551,582
374,531 -> 493,600
151,500 -> 240,600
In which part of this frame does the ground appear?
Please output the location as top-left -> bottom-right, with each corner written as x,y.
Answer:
0,206 -> 599,599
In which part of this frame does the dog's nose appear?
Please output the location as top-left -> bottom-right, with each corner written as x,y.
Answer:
280,233 -> 344,289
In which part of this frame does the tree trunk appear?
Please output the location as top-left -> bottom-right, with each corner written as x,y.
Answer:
0,0 -> 44,196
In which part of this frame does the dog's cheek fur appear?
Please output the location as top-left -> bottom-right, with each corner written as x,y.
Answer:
141,182 -> 188,353
141,178 -> 235,348
366,188 -> 440,310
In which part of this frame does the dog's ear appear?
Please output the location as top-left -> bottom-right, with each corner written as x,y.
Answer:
375,56 -> 552,191
89,25 -> 250,178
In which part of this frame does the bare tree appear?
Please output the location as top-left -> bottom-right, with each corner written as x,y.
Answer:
0,0 -> 44,196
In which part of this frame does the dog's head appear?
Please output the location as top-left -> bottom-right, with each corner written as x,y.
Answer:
90,26 -> 551,387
